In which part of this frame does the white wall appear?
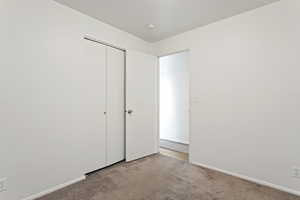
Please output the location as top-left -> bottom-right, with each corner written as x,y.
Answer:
154,0 -> 300,194
0,1 -> 152,200
159,52 -> 189,144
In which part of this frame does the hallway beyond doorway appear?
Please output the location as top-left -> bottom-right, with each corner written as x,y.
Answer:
159,51 -> 190,156
160,147 -> 188,161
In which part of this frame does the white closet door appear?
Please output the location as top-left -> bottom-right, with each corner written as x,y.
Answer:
82,39 -> 107,173
106,47 -> 125,165
126,50 -> 158,162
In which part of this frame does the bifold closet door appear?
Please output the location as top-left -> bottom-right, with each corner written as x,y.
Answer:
106,47 -> 125,165
82,39 -> 107,173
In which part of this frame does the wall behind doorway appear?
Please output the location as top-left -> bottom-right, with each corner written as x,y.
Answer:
154,0 -> 300,194
159,51 -> 189,144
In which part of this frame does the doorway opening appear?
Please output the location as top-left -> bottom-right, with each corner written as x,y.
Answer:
159,51 -> 189,161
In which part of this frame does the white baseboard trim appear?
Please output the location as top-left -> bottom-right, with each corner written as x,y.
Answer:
22,176 -> 86,200
160,139 -> 189,145
191,161 -> 300,197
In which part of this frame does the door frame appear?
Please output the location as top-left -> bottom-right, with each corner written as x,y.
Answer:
157,49 -> 191,161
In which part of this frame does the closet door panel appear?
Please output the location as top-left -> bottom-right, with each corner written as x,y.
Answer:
82,39 -> 107,173
125,50 -> 158,162
106,47 -> 125,165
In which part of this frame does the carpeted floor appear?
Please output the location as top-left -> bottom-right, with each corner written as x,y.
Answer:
38,154 -> 300,200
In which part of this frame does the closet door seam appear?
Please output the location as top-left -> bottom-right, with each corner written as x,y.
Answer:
105,47 -> 108,165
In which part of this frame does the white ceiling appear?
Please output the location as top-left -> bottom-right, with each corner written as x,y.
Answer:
54,0 -> 279,42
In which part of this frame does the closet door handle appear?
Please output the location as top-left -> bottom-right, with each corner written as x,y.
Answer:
127,110 -> 133,114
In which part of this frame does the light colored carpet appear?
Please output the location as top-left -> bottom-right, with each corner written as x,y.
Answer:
38,154 -> 300,200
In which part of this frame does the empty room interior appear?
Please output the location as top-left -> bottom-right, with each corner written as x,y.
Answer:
1,0 -> 300,200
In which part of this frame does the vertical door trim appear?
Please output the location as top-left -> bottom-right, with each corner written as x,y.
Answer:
124,51 -> 127,159
105,47 -> 108,165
